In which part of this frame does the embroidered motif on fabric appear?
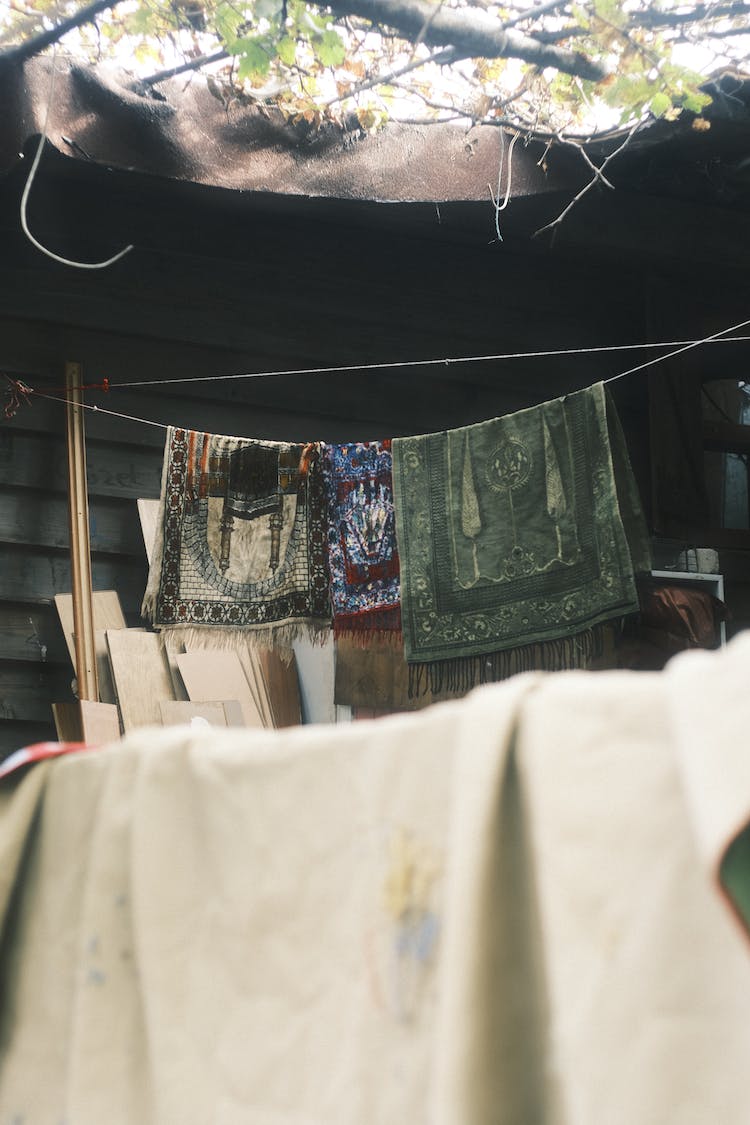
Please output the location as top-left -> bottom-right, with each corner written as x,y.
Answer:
392,384 -> 651,664
485,438 -> 532,492
321,441 -> 401,636
143,427 -> 330,640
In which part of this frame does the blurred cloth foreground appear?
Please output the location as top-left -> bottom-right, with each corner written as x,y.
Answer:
3,638 -> 750,1124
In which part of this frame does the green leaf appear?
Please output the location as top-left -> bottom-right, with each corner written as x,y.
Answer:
236,38 -> 271,78
649,91 -> 671,117
214,3 -> 245,44
682,90 -> 711,114
277,36 -> 297,66
315,29 -> 346,67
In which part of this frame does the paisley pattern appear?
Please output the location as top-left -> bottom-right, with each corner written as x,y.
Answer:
392,384 -> 651,664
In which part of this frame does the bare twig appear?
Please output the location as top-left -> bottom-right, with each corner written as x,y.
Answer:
553,131 -> 615,189
504,0 -> 570,30
1,0 -> 119,64
324,45 -> 457,106
533,121 -> 641,239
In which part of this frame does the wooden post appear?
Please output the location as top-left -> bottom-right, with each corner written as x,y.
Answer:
65,361 -> 99,702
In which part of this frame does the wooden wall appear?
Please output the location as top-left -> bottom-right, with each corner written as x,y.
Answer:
0,151 -> 748,754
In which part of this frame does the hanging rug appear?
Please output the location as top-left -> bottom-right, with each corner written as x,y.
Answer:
142,427 -> 330,648
392,382 -> 651,669
321,440 -> 401,639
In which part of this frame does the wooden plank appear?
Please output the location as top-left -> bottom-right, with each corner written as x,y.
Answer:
137,498 -> 160,564
65,360 -> 98,702
161,634 -> 190,701
703,420 -> 750,454
54,591 -> 127,665
0,547 -> 146,612
258,649 -> 302,728
235,648 -> 273,728
0,429 -> 163,500
159,701 -> 228,728
52,700 -> 120,743
80,700 -> 121,744
0,721 -> 57,758
0,605 -> 68,663
177,651 -> 264,729
106,629 -> 174,732
222,700 -> 246,727
0,489 -> 145,555
293,635 -> 336,725
52,701 -> 82,742
0,664 -> 75,723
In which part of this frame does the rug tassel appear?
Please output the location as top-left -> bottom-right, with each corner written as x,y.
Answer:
407,625 -> 608,699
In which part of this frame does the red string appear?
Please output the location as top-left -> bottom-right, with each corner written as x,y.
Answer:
41,377 -> 111,394
3,376 -> 35,419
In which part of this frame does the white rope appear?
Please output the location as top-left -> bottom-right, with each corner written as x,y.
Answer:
20,47 -> 134,270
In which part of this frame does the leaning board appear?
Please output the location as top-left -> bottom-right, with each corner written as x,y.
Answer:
106,630 -> 175,732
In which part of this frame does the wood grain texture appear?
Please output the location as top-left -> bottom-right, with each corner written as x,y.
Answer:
0,605 -> 68,663
0,429 -> 162,499
52,699 -> 121,743
106,629 -> 175,731
258,649 -> 301,728
79,700 -> 121,743
0,664 -> 75,723
0,721 -> 57,758
0,489 -> 145,555
52,702 -> 82,742
0,547 -> 146,612
177,651 -> 264,728
159,700 -> 228,727
54,591 -> 127,662
137,498 -> 160,564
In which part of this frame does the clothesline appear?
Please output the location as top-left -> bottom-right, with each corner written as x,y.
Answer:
106,330 -> 750,389
7,314 -> 750,433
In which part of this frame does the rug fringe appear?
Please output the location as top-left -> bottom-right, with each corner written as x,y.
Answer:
408,625 -> 606,698
156,619 -> 331,661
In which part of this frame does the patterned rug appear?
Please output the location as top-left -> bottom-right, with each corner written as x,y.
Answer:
143,428 -> 331,647
392,383 -> 651,682
321,440 -> 401,639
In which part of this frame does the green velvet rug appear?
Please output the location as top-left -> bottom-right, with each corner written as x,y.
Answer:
392,383 -> 651,671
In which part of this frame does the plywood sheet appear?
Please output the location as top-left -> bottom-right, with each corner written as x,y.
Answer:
236,648 -> 273,728
73,630 -> 118,705
106,629 -> 175,732
258,649 -> 301,728
52,702 -> 82,742
55,591 -> 127,704
137,498 -> 160,564
159,701 -> 228,728
177,651 -> 264,729
222,700 -> 246,728
55,591 -> 126,663
79,701 -> 121,744
293,635 -> 336,725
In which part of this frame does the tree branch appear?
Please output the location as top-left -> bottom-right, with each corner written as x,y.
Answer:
142,48 -> 229,86
326,0 -> 609,80
1,0 -> 119,64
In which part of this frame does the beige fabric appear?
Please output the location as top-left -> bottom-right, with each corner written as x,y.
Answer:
2,637 -> 750,1123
